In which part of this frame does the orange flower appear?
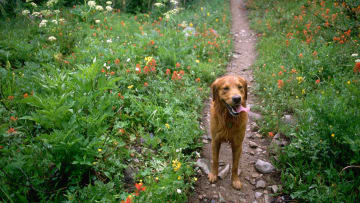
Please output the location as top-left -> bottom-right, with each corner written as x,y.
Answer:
144,82 -> 148,87
92,32 -> 97,37
7,128 -> 16,134
195,78 -> 200,82
114,58 -> 120,65
10,116 -> 18,121
143,66 -> 150,74
150,40 -> 155,45
299,53 -> 303,58
23,93 -> 29,98
312,51 -> 318,56
118,128 -> 125,134
101,68 -> 105,73
175,62 -> 180,68
291,69 -> 297,74
277,80 -> 284,88
268,132 -> 274,137
135,64 -> 141,74
110,71 -> 115,75
8,95 -> 14,100
278,71 -> 283,76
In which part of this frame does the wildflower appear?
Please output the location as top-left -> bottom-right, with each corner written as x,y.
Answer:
110,71 -> 115,75
88,1 -> 96,8
106,39 -> 112,43
114,58 -> 120,65
312,51 -> 318,56
128,85 -> 134,89
172,159 -> 181,171
98,148 -> 102,152
331,133 -> 335,137
347,81 -> 351,85
51,19 -> 58,24
196,60 -> 200,63
135,64 -> 141,73
48,36 -> 56,42
23,93 -> 29,98
106,1 -> 112,5
22,10 -> 30,15
144,82 -> 148,87
299,53 -> 303,58
207,12 -> 210,16
8,96 -> 14,100
268,132 -> 274,137
59,18 -> 66,23
178,176 -> 181,180
106,6 -> 113,12
92,162 -> 97,165
165,123 -> 170,129
193,177 -> 198,181
176,62 -> 180,68
46,0 -> 58,7
296,76 -> 304,84
177,189 -> 182,194
31,2 -> 37,7
7,128 -> 16,134
201,7 -> 203,11
154,2 -> 164,7
353,62 -> 360,73
32,12 -> 41,17
54,10 -> 60,14
351,53 -> 358,57
95,5 -> 104,11
39,19 -> 48,28
165,69 -> 171,75
302,89 -> 306,94
189,22 -> 193,27
277,80 -> 284,88
316,79 -> 320,84
143,66 -> 150,74
10,116 -> 18,122
95,19 -> 100,24
195,78 -> 200,82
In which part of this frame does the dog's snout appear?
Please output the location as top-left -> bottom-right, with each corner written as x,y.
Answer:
232,95 -> 241,104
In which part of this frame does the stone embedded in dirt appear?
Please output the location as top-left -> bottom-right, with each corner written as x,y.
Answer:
218,164 -> 230,179
202,134 -> 212,140
256,179 -> 266,189
255,133 -> 262,138
264,194 -> 271,203
250,151 -> 255,155
250,122 -> 260,132
249,141 -> 258,148
282,114 -> 295,125
256,147 -> 262,152
255,192 -> 263,199
252,201 -> 259,203
195,158 -> 210,175
198,195 -> 204,200
211,184 -> 216,188
274,133 -> 281,140
251,173 -> 259,178
218,192 -> 226,203
255,159 -> 275,174
248,111 -> 263,121
202,139 -> 209,144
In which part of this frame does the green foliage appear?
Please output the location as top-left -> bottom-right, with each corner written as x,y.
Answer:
0,0 -> 231,202
247,0 -> 360,201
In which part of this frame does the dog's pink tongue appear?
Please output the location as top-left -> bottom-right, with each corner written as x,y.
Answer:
235,105 -> 250,113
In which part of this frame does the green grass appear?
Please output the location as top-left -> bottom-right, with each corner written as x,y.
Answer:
247,0 -> 360,202
0,0 -> 231,202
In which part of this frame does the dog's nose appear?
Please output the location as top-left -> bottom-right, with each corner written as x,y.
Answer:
232,95 -> 241,104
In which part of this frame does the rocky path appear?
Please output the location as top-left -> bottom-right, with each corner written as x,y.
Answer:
189,0 -> 281,202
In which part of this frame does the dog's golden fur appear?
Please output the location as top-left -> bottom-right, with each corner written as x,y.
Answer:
208,75 -> 248,189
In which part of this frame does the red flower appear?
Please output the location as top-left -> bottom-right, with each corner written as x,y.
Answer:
165,69 -> 171,75
278,71 -> 283,76
8,96 -> 14,100
353,62 -> 360,73
150,40 -> 155,45
143,66 -> 150,74
110,71 -> 115,75
175,62 -> 180,68
144,82 -> 148,87
195,78 -> 200,82
10,116 -> 18,121
114,58 -> 120,65
277,80 -> 284,88
118,93 -> 124,99
101,68 -> 105,73
7,128 -> 16,134
135,64 -> 141,74
316,79 -> 320,84
23,93 -> 29,98
268,132 -> 274,137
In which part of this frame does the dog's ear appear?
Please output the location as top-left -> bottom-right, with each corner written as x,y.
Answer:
211,78 -> 220,101
238,76 -> 248,102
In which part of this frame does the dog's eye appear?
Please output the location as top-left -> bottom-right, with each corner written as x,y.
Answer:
223,87 -> 229,91
238,85 -> 243,89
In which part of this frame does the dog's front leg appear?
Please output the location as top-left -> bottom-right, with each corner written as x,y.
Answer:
208,138 -> 221,183
231,142 -> 242,189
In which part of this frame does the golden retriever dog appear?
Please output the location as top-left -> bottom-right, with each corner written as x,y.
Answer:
208,75 -> 248,189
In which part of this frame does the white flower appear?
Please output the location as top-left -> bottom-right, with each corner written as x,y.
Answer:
351,53 -> 358,57
52,19 -> 58,24
39,19 -> 48,27
95,19 -> 100,24
32,12 -> 41,17
59,18 -> 65,23
106,6 -> 113,12
46,0 -> 58,7
356,59 -> 360,63
106,1 -> 112,5
40,9 -> 52,16
48,36 -> 56,41
154,3 -> 164,7
88,1 -> 96,8
95,5 -> 104,11
93,57 -> 97,63
31,2 -> 37,7
22,10 -> 30,15
54,10 -> 60,14
106,39 -> 112,43
176,189 -> 181,194
127,58 -> 130,62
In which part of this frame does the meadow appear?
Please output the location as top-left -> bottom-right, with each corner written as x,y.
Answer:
247,0 -> 360,201
0,0 -> 231,202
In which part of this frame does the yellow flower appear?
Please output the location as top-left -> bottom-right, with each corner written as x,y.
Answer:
98,148 -> 102,152
195,60 -> 200,63
207,12 -> 210,16
216,18 -> 219,22
302,89 -> 306,94
165,123 -> 170,129
128,85 -> 134,89
193,177 -> 198,181
201,7 -> 203,11
189,22 -> 193,27
92,162 -> 97,165
145,56 -> 153,64
172,159 -> 181,171
331,133 -> 335,137
178,176 -> 181,180
347,80 -> 351,85
296,76 -> 304,84
155,177 -> 159,181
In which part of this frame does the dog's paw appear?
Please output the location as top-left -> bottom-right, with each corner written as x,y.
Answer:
232,179 -> 242,190
208,172 -> 218,183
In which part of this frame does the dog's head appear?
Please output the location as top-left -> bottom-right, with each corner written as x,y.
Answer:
211,75 -> 248,116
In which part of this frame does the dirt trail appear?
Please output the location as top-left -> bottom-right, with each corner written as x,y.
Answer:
189,0 -> 280,202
